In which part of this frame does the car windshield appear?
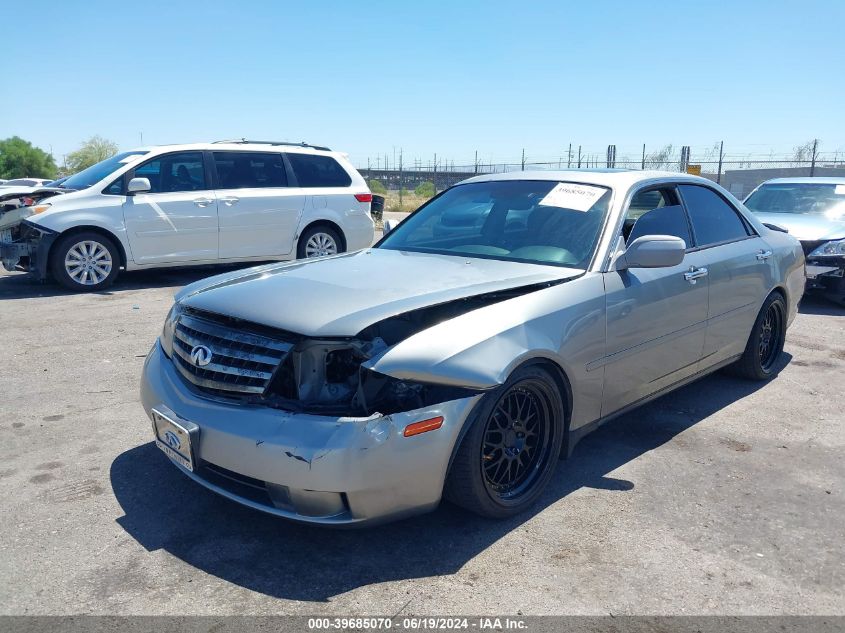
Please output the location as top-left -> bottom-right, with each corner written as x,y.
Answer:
378,180 -> 612,268
745,183 -> 845,217
60,151 -> 148,190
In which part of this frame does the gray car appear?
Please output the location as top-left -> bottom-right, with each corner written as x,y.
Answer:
744,177 -> 845,304
140,170 -> 805,526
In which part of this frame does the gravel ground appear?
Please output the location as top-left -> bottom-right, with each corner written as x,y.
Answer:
0,257 -> 843,616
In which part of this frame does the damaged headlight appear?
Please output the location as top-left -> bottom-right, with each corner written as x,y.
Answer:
160,302 -> 184,357
358,367 -> 479,416
809,239 -> 845,258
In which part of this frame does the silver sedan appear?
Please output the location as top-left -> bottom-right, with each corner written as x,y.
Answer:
140,170 -> 805,525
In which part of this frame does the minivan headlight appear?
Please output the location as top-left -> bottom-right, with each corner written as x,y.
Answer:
809,239 -> 845,257
160,302 -> 184,357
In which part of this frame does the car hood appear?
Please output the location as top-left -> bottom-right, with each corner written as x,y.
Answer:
177,249 -> 581,337
753,212 -> 845,241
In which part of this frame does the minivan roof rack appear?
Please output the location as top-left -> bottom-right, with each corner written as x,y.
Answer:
212,138 -> 332,151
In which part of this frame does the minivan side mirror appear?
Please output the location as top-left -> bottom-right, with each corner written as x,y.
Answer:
127,177 -> 151,194
615,235 -> 686,270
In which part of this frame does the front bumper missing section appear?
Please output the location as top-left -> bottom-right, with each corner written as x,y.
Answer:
140,340 -> 482,526
0,220 -> 58,280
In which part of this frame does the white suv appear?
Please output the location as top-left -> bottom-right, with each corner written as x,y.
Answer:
0,140 -> 374,291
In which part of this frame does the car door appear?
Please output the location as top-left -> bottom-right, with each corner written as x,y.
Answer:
213,151 -> 306,259
122,151 -> 218,264
601,186 -> 710,416
677,184 -> 771,365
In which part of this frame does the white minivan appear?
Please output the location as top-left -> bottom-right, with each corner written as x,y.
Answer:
0,140 -> 374,291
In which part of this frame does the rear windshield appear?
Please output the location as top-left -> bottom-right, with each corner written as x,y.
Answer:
62,151 -> 148,191
378,180 -> 612,269
287,153 -> 351,187
745,183 -> 845,217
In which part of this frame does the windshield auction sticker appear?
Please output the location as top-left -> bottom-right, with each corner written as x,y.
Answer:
540,183 -> 605,211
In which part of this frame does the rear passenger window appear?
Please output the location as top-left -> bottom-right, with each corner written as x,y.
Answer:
214,152 -> 287,189
679,185 -> 750,247
287,153 -> 351,187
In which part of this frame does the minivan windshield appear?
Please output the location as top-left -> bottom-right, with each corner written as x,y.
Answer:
60,151 -> 148,191
378,180 -> 612,269
745,183 -> 845,218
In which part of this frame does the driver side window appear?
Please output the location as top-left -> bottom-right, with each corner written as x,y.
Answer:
624,187 -> 693,249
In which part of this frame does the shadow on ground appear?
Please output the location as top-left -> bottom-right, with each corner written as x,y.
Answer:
0,264 -> 258,300
111,367 -> 785,602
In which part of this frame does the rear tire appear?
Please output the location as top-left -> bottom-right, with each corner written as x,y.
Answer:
50,231 -> 120,292
297,225 -> 344,259
728,292 -> 787,380
444,365 -> 565,519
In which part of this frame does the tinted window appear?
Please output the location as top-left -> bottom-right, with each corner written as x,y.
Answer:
623,188 -> 691,246
133,152 -> 206,193
214,152 -> 287,189
379,180 -> 612,268
627,205 -> 692,248
679,185 -> 750,246
287,153 -> 351,187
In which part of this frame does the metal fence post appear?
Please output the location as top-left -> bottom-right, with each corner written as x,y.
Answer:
521,149 -> 525,171
810,139 -> 818,177
641,144 -> 646,170
433,153 -> 437,193
717,141 -> 724,184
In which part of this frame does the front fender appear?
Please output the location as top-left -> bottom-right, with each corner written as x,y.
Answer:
369,274 -> 608,429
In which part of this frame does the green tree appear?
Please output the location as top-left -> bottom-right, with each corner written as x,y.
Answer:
368,179 -> 387,194
415,181 -> 435,197
66,136 -> 119,173
0,136 -> 57,179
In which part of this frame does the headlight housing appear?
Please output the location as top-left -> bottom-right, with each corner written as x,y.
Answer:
160,302 -> 184,357
30,202 -> 52,214
809,239 -> 845,257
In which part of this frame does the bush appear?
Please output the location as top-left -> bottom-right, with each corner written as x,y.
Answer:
415,181 -> 435,197
368,179 -> 386,194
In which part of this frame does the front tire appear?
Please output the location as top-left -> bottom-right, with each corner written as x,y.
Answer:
297,225 -> 344,259
728,292 -> 787,380
445,365 -> 565,519
50,232 -> 120,292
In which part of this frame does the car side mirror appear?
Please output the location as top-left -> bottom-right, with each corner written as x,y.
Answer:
127,177 -> 151,194
615,235 -> 686,270
383,219 -> 396,235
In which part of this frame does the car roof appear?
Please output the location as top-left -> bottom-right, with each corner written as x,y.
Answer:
757,177 -> 845,185
459,169 -> 716,189
129,141 -> 340,156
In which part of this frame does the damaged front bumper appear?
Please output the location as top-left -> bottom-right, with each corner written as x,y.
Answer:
140,340 -> 482,526
0,220 -> 58,280
805,257 -> 845,302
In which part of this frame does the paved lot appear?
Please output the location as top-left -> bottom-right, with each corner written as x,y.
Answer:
0,256 -> 843,616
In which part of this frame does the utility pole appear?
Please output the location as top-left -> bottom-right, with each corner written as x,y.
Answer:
521,148 -> 525,171
399,149 -> 404,207
716,141 -> 724,184
641,144 -> 646,170
474,150 -> 478,174
433,153 -> 437,193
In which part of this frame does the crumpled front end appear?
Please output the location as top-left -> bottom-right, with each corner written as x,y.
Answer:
0,219 -> 58,279
141,339 -> 481,525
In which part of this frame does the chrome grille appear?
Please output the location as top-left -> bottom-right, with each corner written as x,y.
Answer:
172,312 -> 293,395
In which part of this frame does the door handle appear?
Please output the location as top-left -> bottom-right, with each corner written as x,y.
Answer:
756,249 -> 773,261
683,267 -> 708,284
219,196 -> 239,206
193,197 -> 213,207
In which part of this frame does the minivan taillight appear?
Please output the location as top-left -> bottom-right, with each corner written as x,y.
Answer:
354,193 -> 373,203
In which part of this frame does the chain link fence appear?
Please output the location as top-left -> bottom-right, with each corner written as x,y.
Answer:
359,146 -> 845,212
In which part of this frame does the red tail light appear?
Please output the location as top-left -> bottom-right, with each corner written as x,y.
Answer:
354,193 -> 373,203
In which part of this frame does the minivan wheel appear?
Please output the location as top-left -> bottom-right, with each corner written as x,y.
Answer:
50,232 -> 120,292
445,365 -> 565,519
728,292 -> 787,380
297,225 -> 344,259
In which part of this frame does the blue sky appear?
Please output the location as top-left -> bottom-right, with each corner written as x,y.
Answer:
3,0 -> 844,167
